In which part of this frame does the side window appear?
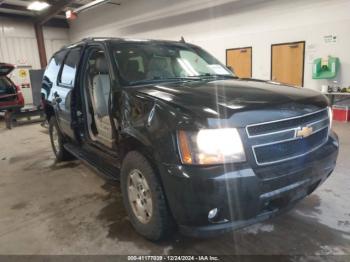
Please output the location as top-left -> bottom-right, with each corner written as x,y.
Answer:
59,48 -> 82,88
44,50 -> 66,85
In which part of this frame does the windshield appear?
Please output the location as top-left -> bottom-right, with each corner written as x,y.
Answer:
111,42 -> 235,86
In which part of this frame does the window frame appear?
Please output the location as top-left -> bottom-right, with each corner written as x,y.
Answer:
82,43 -> 113,85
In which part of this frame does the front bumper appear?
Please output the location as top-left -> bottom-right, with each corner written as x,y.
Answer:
158,132 -> 339,237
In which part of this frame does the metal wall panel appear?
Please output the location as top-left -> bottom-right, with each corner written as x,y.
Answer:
0,19 -> 69,69
45,39 -> 68,61
0,37 -> 41,68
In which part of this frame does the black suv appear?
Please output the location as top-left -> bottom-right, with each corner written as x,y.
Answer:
42,38 -> 339,240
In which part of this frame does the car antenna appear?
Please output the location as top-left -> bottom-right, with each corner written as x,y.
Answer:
180,36 -> 186,43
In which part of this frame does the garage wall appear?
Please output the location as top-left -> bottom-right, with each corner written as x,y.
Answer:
43,27 -> 71,63
69,0 -> 350,91
0,18 -> 70,69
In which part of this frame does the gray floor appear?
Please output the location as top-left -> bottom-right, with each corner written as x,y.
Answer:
0,120 -> 349,256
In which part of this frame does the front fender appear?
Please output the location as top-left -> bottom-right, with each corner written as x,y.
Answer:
120,91 -> 181,165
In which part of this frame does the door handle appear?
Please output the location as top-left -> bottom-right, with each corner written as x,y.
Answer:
53,91 -> 62,104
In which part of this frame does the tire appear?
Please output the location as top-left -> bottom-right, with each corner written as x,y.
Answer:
121,151 -> 174,241
49,116 -> 73,162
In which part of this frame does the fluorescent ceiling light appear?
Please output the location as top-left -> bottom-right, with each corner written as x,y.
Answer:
27,1 -> 50,11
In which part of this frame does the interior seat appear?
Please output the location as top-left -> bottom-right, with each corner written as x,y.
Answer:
92,55 -> 110,117
124,60 -> 144,82
146,57 -> 173,80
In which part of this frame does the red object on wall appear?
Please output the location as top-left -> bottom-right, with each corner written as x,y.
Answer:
333,106 -> 350,122
15,85 -> 25,108
66,10 -> 78,20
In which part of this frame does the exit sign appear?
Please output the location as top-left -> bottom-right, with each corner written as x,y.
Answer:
324,35 -> 337,44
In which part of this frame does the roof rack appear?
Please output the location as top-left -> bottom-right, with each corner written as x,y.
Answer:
81,37 -> 118,41
60,37 -> 191,51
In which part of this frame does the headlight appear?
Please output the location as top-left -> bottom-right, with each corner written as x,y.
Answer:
327,106 -> 333,129
177,128 -> 246,165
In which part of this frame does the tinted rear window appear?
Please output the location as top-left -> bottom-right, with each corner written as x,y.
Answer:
0,65 -> 14,76
0,77 -> 15,95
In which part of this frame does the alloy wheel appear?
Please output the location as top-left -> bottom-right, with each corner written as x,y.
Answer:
127,169 -> 153,224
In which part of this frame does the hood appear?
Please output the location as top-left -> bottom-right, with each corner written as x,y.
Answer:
135,79 -> 328,127
0,63 -> 15,76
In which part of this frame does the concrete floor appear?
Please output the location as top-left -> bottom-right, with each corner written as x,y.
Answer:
0,120 -> 349,257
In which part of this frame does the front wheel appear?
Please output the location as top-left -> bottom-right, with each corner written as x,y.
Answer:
121,151 -> 175,241
49,116 -> 73,162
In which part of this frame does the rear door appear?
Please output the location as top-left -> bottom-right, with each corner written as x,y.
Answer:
48,47 -> 82,139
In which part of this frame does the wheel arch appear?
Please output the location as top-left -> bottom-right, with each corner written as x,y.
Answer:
119,132 -> 170,200
119,132 -> 154,163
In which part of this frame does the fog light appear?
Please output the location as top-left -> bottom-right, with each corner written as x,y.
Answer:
208,208 -> 218,220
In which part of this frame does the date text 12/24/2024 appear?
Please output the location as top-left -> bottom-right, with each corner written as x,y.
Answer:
127,256 -> 220,261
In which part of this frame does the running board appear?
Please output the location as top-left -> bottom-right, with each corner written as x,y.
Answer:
64,143 -> 120,182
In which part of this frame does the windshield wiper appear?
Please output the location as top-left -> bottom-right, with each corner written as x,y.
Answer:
190,73 -> 238,79
129,77 -> 203,86
128,74 -> 238,86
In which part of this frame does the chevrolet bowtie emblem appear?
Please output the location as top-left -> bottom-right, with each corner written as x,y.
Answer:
297,126 -> 313,138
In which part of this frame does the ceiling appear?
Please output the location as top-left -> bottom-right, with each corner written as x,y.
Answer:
0,0 -> 101,27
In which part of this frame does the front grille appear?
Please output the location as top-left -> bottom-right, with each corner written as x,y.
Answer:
246,108 -> 329,166
247,109 -> 328,137
254,128 -> 328,164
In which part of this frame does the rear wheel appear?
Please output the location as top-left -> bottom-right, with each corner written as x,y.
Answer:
49,117 -> 73,162
121,151 -> 174,241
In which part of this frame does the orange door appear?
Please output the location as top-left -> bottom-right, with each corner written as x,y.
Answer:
226,47 -> 252,78
271,42 -> 305,87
